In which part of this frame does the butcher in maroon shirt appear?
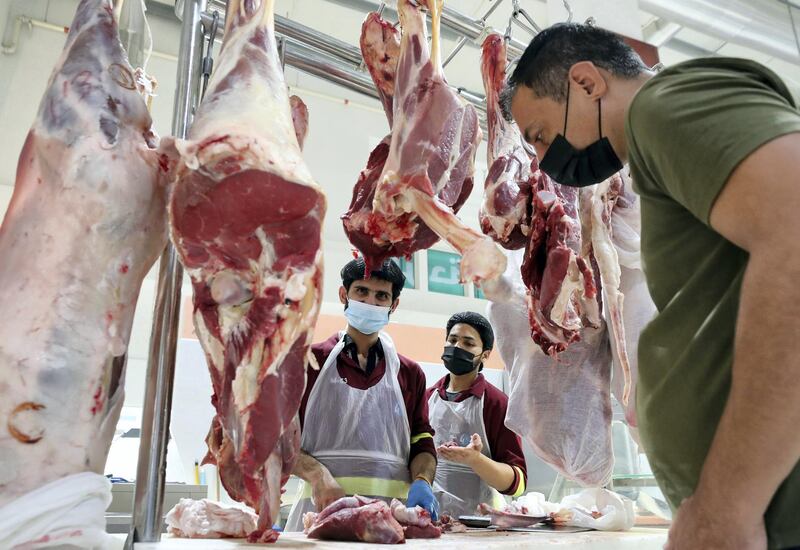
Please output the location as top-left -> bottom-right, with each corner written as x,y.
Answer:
284,258 -> 438,531
426,311 -> 527,517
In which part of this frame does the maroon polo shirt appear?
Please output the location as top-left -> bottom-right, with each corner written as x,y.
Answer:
299,332 -> 437,465
426,373 -> 528,496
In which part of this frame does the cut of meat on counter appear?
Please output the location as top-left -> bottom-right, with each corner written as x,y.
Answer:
343,0 -> 505,285
303,495 -> 441,544
165,499 -> 257,539
167,0 -> 326,543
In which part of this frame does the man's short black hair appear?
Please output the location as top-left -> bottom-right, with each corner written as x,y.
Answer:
341,257 -> 406,301
503,22 -> 647,110
446,311 -> 494,351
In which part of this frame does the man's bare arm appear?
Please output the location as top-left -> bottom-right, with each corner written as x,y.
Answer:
409,451 -> 437,485
292,450 -> 345,511
669,133 -> 800,548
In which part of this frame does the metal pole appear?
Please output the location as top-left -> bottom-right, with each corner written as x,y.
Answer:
125,0 -> 205,546
284,40 -> 382,99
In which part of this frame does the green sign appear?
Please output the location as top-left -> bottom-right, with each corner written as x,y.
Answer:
427,250 -> 465,296
394,256 -> 415,289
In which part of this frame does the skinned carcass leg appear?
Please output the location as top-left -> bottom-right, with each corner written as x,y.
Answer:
479,33 -> 533,250
478,32 -> 596,353
0,0 -> 169,511
345,0 -> 505,283
169,0 -> 325,542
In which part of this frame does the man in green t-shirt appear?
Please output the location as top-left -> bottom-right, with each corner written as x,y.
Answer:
502,23 -> 800,550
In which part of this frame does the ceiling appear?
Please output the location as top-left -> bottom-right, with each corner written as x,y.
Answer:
147,0 -> 800,97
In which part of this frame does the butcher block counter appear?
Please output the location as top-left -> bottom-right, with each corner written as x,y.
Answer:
115,528 -> 668,549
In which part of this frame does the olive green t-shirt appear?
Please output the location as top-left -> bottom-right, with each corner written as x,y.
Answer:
626,57 -> 800,550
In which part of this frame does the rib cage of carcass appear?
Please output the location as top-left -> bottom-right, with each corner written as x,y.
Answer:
479,33 -> 635,404
168,0 -> 325,542
343,0 -> 506,285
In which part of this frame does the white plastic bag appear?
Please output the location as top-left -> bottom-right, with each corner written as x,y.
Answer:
0,472 -> 113,549
559,488 -> 635,531
513,489 -> 634,531
487,250 -> 614,487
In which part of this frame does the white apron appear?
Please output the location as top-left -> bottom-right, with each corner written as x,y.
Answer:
428,388 -> 504,517
285,331 -> 411,531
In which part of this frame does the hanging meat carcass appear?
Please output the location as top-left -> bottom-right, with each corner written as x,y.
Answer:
479,33 -> 533,250
343,0 -> 505,283
585,174 -> 656,424
0,0 -> 168,508
479,33 -> 598,355
480,34 -> 655,485
168,0 -> 326,542
341,10 -> 400,266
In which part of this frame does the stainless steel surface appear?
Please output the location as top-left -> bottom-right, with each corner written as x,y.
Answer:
126,0 -> 205,546
284,39 -> 489,132
111,483 -> 208,535
184,0 -> 503,112
275,13 -> 364,67
438,3 -> 528,58
286,40 -> 380,98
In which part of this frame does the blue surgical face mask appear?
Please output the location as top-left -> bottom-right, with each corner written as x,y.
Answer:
344,299 -> 391,335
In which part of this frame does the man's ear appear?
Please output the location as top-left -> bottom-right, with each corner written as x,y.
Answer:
481,349 -> 492,363
390,298 -> 400,314
339,286 -> 348,305
568,61 -> 608,99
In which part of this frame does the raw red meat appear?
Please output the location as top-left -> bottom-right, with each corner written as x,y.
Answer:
359,11 -> 401,124
304,496 -> 404,544
341,11 -> 400,268
0,0 -> 169,507
168,0 -> 325,542
289,95 -> 309,150
303,495 -> 441,543
344,0 -> 505,283
479,33 -> 533,250
479,33 -> 598,355
438,514 -> 468,533
390,498 -> 441,539
521,182 -> 601,354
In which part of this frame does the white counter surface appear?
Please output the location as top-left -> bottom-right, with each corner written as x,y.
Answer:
113,527 -> 668,549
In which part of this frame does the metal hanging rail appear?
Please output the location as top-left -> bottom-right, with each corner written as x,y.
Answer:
202,0 -> 528,59
125,0 -> 206,546
179,0 -> 536,120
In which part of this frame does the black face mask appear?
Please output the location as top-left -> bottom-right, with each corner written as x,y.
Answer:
442,346 -> 479,376
538,83 -> 623,187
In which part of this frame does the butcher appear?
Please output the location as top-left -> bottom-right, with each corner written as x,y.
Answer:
285,258 -> 438,531
503,22 -> 800,550
426,312 -> 527,518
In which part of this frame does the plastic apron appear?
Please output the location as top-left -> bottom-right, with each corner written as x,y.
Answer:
428,390 -> 505,517
285,331 -> 411,531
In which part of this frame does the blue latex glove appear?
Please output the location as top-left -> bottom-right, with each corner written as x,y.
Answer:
406,479 -> 439,521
